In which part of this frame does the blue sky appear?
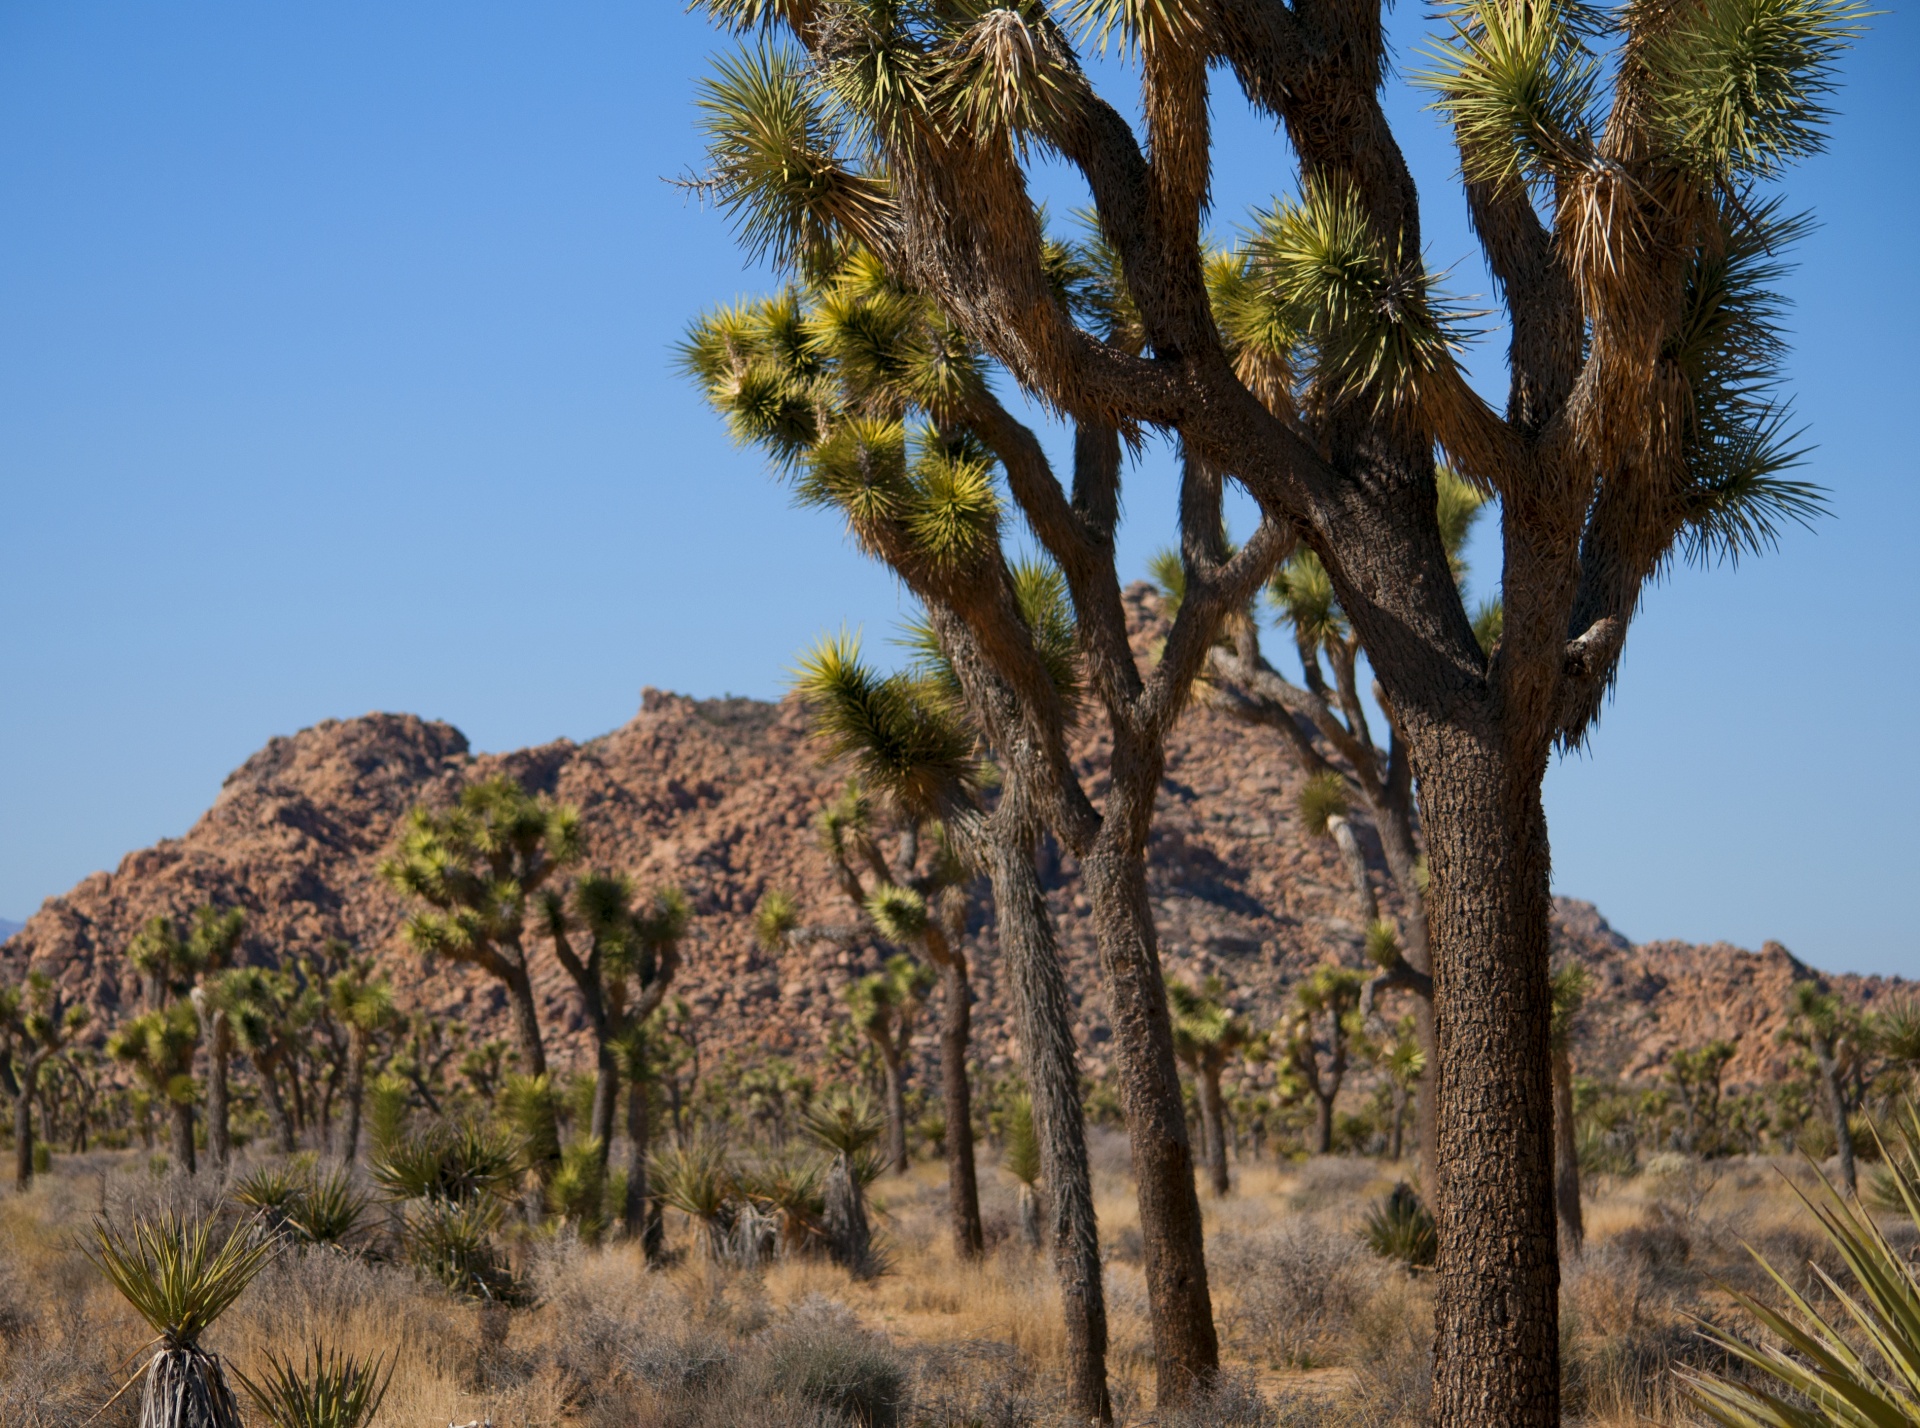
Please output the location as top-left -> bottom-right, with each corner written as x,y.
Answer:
1,3 -> 1914,976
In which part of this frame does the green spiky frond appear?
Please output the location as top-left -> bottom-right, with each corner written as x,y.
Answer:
1365,920 -> 1405,969
795,631 -> 980,813
694,44 -> 893,275
1168,976 -> 1254,1061
815,0 -> 935,147
847,953 -> 935,1034
1472,598 -> 1505,655
1420,0 -> 1602,190
370,1119 -> 519,1206
234,1343 -> 393,1428
1681,1103 -> 1920,1426
107,1004 -> 201,1097
1297,772 -> 1351,839
927,1 -> 1079,148
1435,465 -> 1492,573
1642,0 -> 1868,182
1147,547 -> 1187,619
1242,183 -> 1472,410
756,889 -> 801,950
866,883 -> 932,942
1295,964 -> 1368,1018
89,1213 -> 272,1349
1270,550 -> 1347,648
1010,558 -> 1082,709
1670,196 -> 1825,566
1003,1093 -> 1041,1186
802,1088 -> 886,1157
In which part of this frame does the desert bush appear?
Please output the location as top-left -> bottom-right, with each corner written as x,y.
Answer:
1284,1157 -> 1379,1213
758,1297 -> 908,1428
1212,1222 -> 1381,1368
1156,1369 -> 1275,1427
907,1340 -> 1042,1428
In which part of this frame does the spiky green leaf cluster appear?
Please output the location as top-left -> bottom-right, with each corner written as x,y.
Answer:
1240,184 -> 1471,410
1683,1102 -> 1920,1426
235,1343 -> 393,1428
1420,0 -> 1602,189
1669,197 -> 1825,566
89,1213 -> 273,1349
694,44 -> 893,275
1642,0 -> 1869,182
1270,549 -> 1348,648
1168,976 -> 1254,1063
796,631 -> 980,814
866,882 -> 932,941
756,889 -> 802,950
1296,771 -> 1352,839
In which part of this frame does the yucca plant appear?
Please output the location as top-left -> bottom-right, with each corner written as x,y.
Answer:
283,1169 -> 370,1250
232,1164 -> 309,1230
1682,1102 -> 1920,1425
369,1119 -> 518,1205
88,1212 -> 274,1428
234,1344 -> 392,1428
650,1142 -> 737,1262
547,1136 -> 610,1242
1363,1182 -> 1438,1269
399,1196 -> 525,1305
1004,1094 -> 1043,1250
736,1151 -> 827,1256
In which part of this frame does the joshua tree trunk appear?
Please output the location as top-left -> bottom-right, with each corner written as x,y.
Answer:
1389,1085 -> 1407,1163
624,1072 -> 665,1260
1195,1067 -> 1230,1197
939,956 -> 985,1258
337,1026 -> 368,1165
501,957 -> 559,1177
1552,1038 -> 1583,1256
169,1098 -> 197,1176
1422,755 -> 1558,1426
1312,1089 -> 1335,1155
591,1040 -> 619,1172
984,820 -> 1111,1424
256,1058 -> 295,1155
197,1001 -> 233,1172
1084,833 -> 1219,1401
1811,1033 -> 1856,1194
13,1051 -> 48,1190
879,1047 -> 909,1175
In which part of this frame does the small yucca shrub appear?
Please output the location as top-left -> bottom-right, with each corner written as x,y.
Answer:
282,1170 -> 369,1249
547,1137 -> 609,1242
88,1212 -> 274,1428
370,1119 -> 518,1204
400,1197 -> 526,1305
1362,1182 -> 1437,1268
235,1344 -> 392,1428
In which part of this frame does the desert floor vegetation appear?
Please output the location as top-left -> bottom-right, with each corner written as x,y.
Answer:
0,1134 -> 1874,1427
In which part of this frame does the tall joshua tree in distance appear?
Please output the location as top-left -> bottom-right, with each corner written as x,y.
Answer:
783,621 -> 1112,1421
1168,976 -> 1255,1197
540,871 -> 688,1248
1,972 -> 90,1189
762,767 -> 985,1257
382,776 -> 581,1178
684,0 -> 1852,1414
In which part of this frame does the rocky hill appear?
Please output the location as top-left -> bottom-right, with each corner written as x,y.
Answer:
4,590 -> 1904,1094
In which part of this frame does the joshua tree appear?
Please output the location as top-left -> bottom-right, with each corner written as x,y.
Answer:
1167,976 -> 1256,1197
765,744 -> 987,1257
1550,962 -> 1592,1255
327,955 -> 396,1166
109,1005 -> 203,1174
684,0 -> 1851,1410
1004,1092 -> 1044,1249
1376,1017 -> 1426,1164
220,969 -> 300,1154
381,776 -> 582,1176
539,873 -> 687,1247
784,623 -> 1111,1419
846,953 -> 936,1174
683,242 -> 1256,1408
1280,966 -> 1368,1154
1668,1036 -> 1738,1156
125,905 -> 246,1170
1784,982 -> 1866,1193
801,1090 -> 885,1278
1,972 -> 90,1189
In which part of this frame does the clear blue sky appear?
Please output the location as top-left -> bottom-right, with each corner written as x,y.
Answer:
2,4 -> 1914,976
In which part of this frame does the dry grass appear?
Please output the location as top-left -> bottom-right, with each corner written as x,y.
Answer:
0,1143 -> 1849,1426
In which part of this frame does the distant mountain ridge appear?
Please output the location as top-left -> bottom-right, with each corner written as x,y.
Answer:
4,587 -> 1905,1093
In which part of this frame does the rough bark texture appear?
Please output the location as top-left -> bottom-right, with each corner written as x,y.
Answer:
13,1055 -> 45,1189
985,829 -> 1111,1425
1085,841 -> 1219,1401
1421,751 -> 1559,1426
198,1004 -> 232,1172
880,1051 -> 908,1176
337,1027 -> 368,1165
